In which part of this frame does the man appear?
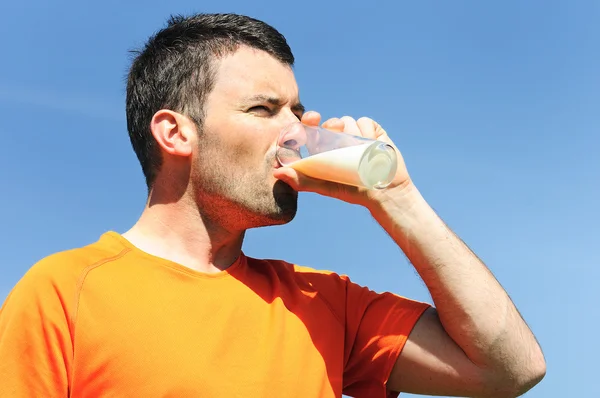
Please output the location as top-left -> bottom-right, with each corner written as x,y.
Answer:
0,13 -> 545,398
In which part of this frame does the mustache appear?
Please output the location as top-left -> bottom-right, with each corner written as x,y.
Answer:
267,146 -> 301,168
265,147 -> 278,166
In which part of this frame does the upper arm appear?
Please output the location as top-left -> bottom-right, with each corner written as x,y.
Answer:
339,277 -> 430,397
0,265 -> 73,397
387,307 -> 499,397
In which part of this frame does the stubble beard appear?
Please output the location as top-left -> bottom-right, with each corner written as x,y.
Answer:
194,151 -> 298,231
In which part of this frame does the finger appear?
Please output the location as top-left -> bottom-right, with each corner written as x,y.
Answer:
322,117 -> 345,132
301,111 -> 321,126
340,116 -> 362,136
356,117 -> 382,140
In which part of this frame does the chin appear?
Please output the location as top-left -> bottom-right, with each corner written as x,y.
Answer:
213,179 -> 297,230
269,206 -> 297,225
243,207 -> 296,230
244,182 -> 298,228
272,181 -> 298,219
257,199 -> 298,227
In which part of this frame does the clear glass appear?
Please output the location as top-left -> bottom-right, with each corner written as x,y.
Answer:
276,122 -> 397,189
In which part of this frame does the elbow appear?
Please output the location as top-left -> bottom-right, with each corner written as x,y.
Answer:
512,342 -> 547,397
512,357 -> 546,397
486,355 -> 547,398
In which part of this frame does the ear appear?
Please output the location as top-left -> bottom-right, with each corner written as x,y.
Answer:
150,109 -> 195,157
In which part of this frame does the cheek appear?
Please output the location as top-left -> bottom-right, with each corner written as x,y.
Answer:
201,140 -> 268,183
222,141 -> 261,174
203,118 -> 274,171
228,127 -> 273,165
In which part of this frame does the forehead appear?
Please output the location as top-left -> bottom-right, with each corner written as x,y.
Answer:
209,46 -> 299,101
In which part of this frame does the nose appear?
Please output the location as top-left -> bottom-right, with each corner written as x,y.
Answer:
277,121 -> 307,151
275,120 -> 311,166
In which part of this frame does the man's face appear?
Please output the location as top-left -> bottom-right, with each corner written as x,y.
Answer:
191,46 -> 304,229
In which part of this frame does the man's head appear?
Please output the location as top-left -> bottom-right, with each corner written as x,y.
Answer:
126,13 -> 304,229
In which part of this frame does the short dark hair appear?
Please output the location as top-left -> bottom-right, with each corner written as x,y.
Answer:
125,13 -> 295,190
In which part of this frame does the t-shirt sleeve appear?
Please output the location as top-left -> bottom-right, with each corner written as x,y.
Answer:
0,262 -> 73,397
341,276 -> 430,398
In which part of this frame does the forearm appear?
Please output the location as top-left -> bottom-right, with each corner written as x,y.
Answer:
370,184 -> 544,377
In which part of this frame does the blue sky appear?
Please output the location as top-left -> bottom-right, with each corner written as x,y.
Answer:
1,0 -> 598,396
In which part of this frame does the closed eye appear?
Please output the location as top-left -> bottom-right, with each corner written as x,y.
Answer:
248,105 -> 273,114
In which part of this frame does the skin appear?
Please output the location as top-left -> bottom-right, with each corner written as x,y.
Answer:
124,47 -> 304,271
124,45 -> 546,397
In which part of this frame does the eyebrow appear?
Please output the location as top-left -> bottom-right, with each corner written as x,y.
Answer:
243,94 -> 306,114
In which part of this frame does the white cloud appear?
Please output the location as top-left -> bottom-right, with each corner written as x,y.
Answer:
0,84 -> 124,122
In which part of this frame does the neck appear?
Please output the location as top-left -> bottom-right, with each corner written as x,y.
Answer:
123,192 -> 245,274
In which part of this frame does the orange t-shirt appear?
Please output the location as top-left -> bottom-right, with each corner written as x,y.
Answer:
0,232 -> 429,398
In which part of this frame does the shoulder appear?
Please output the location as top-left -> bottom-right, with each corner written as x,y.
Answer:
6,232 -> 129,305
246,255 -> 350,288
244,256 -> 352,318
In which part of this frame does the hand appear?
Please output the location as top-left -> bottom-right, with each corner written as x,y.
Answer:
273,111 -> 414,208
